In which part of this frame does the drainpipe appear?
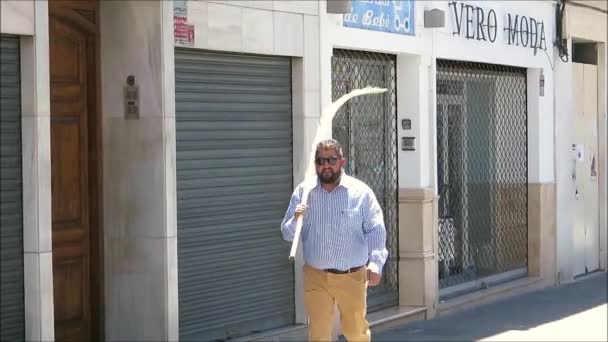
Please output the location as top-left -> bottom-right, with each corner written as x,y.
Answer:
553,0 -> 560,285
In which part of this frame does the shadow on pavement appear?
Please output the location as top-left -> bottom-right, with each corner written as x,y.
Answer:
372,272 -> 608,341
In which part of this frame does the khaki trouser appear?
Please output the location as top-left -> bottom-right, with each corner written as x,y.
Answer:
303,265 -> 371,342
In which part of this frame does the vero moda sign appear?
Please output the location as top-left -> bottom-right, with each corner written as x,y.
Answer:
448,1 -> 548,51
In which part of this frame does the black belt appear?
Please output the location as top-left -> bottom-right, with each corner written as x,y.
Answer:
323,265 -> 365,274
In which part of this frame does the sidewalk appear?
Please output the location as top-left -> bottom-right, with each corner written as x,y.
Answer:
373,272 -> 608,341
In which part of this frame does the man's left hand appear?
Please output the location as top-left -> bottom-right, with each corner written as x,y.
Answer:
367,264 -> 382,286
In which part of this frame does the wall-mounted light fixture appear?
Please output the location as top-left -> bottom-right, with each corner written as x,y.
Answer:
424,9 -> 445,28
327,0 -> 352,14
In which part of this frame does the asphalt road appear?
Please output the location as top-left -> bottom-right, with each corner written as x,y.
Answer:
373,272 -> 608,341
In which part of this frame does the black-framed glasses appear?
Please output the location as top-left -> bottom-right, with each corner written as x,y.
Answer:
315,156 -> 340,166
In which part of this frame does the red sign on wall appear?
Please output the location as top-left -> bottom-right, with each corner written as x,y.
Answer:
174,16 -> 194,46
174,1 -> 194,46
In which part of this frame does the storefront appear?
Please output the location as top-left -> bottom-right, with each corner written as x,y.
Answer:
331,48 -> 400,311
317,0 -> 558,324
431,0 -> 557,298
319,0 -> 426,317
174,50 -> 295,340
436,59 -> 529,294
171,1 -> 320,340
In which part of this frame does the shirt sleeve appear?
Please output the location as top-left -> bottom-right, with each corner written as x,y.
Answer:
280,185 -> 302,241
362,189 -> 388,275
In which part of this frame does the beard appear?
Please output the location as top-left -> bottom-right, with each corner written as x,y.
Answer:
317,168 -> 342,184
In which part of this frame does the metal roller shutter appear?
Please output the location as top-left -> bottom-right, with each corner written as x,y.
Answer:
0,34 -> 25,341
175,49 -> 294,341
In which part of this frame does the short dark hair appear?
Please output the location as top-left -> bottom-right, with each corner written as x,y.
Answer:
315,139 -> 344,159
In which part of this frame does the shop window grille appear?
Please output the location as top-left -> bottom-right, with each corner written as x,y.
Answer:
332,49 -> 399,311
436,60 -> 528,290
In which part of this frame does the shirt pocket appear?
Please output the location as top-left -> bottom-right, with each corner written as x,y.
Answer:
341,208 -> 363,235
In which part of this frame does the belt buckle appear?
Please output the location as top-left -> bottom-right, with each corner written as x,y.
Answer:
347,266 -> 360,274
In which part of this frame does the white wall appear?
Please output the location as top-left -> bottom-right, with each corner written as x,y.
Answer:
554,38 -> 576,281
565,2 -> 608,43
0,0 -> 34,35
183,0 -> 317,56
100,1 -> 178,340
17,1 -> 55,341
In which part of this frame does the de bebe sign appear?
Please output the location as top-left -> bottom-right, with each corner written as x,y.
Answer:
449,1 -> 547,51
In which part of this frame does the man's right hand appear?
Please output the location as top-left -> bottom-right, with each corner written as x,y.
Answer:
294,204 -> 307,219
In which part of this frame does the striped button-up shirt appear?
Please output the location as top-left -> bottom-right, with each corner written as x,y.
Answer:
281,174 -> 388,274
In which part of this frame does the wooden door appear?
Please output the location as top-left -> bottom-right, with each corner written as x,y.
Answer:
573,62 -> 600,276
49,1 -> 100,341
582,63 -> 600,273
573,63 -> 586,276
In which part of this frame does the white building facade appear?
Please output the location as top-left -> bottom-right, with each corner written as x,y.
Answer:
318,0 -> 558,320
0,1 -> 605,342
1,0 -> 323,341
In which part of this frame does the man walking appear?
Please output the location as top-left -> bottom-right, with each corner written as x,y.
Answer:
281,139 -> 388,342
